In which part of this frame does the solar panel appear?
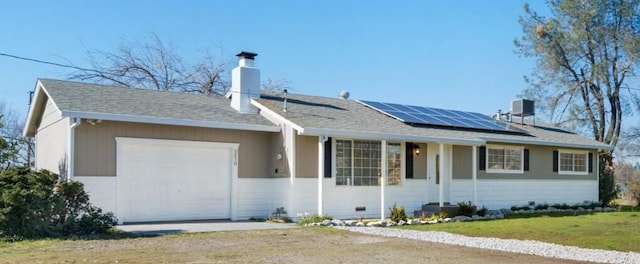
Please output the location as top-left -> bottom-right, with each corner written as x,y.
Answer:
359,100 -> 527,134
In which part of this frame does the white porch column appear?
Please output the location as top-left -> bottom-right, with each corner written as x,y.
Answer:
472,145 -> 478,205
318,136 -> 328,215
381,140 -> 387,220
439,143 -> 444,207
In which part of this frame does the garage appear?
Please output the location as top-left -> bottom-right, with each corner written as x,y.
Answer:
116,137 -> 238,223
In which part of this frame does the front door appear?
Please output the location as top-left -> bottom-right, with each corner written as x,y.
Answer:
427,144 -> 440,203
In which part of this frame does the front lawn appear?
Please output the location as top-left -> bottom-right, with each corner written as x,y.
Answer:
398,211 -> 640,252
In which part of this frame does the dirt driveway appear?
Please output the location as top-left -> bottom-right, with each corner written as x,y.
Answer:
1,228 -> 591,263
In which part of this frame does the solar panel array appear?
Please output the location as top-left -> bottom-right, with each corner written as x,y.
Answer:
359,100 -> 526,134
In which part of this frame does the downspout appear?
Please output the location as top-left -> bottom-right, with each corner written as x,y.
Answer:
318,136 -> 328,216
68,118 -> 81,181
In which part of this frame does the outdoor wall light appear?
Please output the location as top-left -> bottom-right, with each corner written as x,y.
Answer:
413,144 -> 420,155
276,153 -> 283,160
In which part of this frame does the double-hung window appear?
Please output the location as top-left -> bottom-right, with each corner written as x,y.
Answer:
559,150 -> 588,175
335,139 -> 402,186
486,145 -> 524,173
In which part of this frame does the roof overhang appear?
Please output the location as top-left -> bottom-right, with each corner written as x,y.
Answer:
60,111 -> 281,133
23,80 -> 53,137
299,127 -> 485,145
480,136 -> 614,150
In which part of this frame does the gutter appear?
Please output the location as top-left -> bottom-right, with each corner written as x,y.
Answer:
68,118 -> 81,181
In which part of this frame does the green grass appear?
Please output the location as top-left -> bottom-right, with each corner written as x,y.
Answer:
399,211 -> 640,252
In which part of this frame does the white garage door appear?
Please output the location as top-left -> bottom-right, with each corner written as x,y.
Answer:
116,138 -> 237,223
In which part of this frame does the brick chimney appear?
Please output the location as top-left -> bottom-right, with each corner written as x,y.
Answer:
230,51 -> 260,113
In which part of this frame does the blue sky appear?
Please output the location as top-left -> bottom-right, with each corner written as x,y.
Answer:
1,0 -> 549,121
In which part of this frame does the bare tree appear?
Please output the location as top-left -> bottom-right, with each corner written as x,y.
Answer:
515,1 -> 640,166
0,102 -> 32,169
69,34 -> 232,95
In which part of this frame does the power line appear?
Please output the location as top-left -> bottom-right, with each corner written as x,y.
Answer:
0,52 -> 99,73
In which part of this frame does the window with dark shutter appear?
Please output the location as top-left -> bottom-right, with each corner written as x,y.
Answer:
324,137 -> 332,178
552,150 -> 559,172
524,149 -> 530,171
406,142 -> 414,179
479,146 -> 486,170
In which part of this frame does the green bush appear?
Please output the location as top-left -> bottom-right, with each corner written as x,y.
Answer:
457,201 -> 476,217
477,205 -> 488,217
0,167 -> 117,238
297,213 -> 332,225
389,203 -> 407,222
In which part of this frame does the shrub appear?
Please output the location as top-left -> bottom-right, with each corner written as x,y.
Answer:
534,203 -> 550,210
297,213 -> 332,226
457,201 -> 476,217
389,203 -> 407,222
477,205 -> 488,217
0,167 -> 117,238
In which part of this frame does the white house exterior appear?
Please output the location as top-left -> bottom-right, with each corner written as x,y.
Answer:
23,52 -> 612,223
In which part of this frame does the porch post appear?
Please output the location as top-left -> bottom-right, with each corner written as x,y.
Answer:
318,136 -> 328,215
439,143 -> 444,207
472,145 -> 477,205
381,140 -> 387,221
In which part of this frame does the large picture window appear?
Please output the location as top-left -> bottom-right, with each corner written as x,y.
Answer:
559,150 -> 588,175
486,145 -> 524,173
335,140 -> 401,186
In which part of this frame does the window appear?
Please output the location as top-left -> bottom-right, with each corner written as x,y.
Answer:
335,140 -> 401,186
559,150 -> 588,175
387,143 -> 401,185
486,145 -> 524,173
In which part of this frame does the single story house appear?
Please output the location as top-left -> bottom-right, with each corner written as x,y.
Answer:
23,52 -> 612,223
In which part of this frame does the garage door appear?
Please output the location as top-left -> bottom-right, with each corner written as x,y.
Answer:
116,138 -> 237,223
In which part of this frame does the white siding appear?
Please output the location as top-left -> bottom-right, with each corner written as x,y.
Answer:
75,176 -> 117,215
236,178 -> 290,220
35,100 -> 68,174
451,179 -> 598,209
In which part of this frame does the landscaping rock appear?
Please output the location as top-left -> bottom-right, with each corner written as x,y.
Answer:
452,215 -> 471,222
331,219 -> 345,226
471,215 -> 481,220
355,222 -> 365,227
366,221 -> 381,227
321,219 -> 332,226
408,218 -> 421,225
397,220 -> 406,226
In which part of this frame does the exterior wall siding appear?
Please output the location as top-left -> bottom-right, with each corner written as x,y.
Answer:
236,178 -> 290,220
451,179 -> 598,209
451,144 -> 597,180
295,135 -> 318,178
35,100 -> 68,175
412,143 -> 428,179
74,120 -> 277,178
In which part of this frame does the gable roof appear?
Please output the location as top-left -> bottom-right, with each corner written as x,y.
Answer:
23,79 -> 279,137
252,91 -> 613,150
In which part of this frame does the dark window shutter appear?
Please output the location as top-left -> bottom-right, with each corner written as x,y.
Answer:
552,151 -> 559,172
588,152 -> 593,173
524,149 -> 530,171
324,137 -> 332,178
405,142 -> 414,179
479,146 -> 486,171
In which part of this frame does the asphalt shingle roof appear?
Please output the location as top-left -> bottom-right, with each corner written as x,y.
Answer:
38,78 -> 276,128
34,78 -> 612,149
254,91 -> 612,149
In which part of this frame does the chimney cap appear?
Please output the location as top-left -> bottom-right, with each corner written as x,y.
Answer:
236,51 -> 258,60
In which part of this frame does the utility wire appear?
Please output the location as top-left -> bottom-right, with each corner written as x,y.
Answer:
0,52 -> 100,73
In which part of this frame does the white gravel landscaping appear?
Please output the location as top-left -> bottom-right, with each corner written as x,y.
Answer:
335,226 -> 640,264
